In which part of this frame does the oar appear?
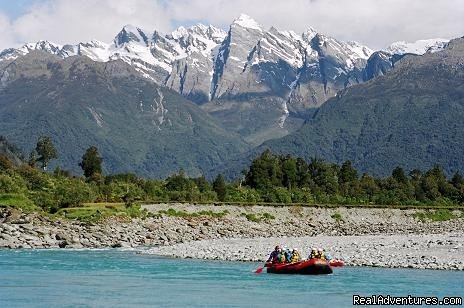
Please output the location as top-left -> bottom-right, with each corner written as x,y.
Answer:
255,262 -> 271,273
254,267 -> 265,273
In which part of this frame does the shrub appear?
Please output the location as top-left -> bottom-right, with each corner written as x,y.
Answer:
290,188 -> 314,203
143,180 -> 168,201
261,187 -> 292,203
158,208 -> 229,219
0,173 -> 28,194
29,190 -> 59,213
53,178 -> 96,208
225,186 -> 260,203
241,212 -> 275,223
104,180 -> 145,202
289,205 -> 304,217
414,209 -> 458,222
17,165 -> 51,190
331,212 -> 344,223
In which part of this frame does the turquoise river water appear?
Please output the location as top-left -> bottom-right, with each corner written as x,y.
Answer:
0,249 -> 463,307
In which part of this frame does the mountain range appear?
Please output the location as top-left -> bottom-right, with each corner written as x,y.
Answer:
0,15 -> 449,144
0,51 -> 248,177
219,37 -> 464,179
0,14 -> 460,178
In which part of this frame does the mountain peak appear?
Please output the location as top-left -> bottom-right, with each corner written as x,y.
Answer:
232,14 -> 262,31
385,38 -> 449,55
302,27 -> 318,42
171,26 -> 188,39
114,24 -> 149,47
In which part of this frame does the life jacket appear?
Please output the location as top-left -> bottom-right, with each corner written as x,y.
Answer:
284,250 -> 292,263
291,252 -> 300,263
279,252 -> 286,263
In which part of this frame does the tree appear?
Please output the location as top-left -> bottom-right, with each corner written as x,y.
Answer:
244,150 -> 282,189
79,146 -> 103,178
165,169 -> 192,191
308,157 -> 338,194
193,176 -> 211,193
28,150 -> 38,168
213,174 -> 226,202
359,173 -> 379,202
281,155 -> 298,189
409,169 -> 423,182
392,166 -> 408,184
451,172 -> 464,188
295,157 -> 311,188
339,160 -> 358,184
35,136 -> 57,170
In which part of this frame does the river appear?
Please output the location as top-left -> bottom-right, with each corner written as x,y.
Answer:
1,249 -> 463,307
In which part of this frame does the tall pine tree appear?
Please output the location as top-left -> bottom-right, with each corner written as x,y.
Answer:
79,146 -> 103,178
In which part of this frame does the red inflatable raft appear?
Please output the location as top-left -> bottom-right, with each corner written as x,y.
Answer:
265,259 -> 333,275
329,260 -> 344,267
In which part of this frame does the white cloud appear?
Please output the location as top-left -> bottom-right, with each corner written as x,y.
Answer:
0,12 -> 16,50
0,0 -> 171,49
0,0 -> 463,50
166,0 -> 464,49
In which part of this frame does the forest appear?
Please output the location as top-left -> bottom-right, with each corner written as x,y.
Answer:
1,137 -> 464,219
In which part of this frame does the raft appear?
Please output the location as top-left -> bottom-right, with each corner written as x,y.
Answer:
329,260 -> 344,267
265,259 -> 333,275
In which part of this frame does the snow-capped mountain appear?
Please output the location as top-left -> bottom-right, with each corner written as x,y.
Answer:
0,14 -> 372,106
0,14 -> 451,145
361,38 -> 450,81
385,38 -> 449,55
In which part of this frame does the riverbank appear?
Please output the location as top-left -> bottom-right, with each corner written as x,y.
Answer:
148,233 -> 464,270
1,204 -> 463,270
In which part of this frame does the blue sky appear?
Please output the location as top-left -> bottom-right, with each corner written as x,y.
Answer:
0,0 -> 41,18
0,0 -> 463,50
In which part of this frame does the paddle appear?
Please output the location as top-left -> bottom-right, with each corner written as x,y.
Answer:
255,262 -> 271,273
254,267 -> 264,274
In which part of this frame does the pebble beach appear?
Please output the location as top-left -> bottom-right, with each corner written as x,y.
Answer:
1,203 -> 463,270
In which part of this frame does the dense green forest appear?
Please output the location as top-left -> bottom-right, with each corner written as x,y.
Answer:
1,136 -> 464,219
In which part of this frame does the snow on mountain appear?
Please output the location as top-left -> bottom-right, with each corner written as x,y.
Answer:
345,41 -> 373,60
0,23 -> 226,75
113,25 -> 149,47
385,38 -> 449,55
0,15 -> 376,109
233,14 -> 263,31
4,14 -> 450,145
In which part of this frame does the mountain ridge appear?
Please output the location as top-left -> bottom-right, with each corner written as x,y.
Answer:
0,51 -> 250,177
0,15 -> 450,145
244,37 -> 464,178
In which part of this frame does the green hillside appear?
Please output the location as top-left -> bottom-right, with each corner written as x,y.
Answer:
0,51 -> 249,178
262,38 -> 464,176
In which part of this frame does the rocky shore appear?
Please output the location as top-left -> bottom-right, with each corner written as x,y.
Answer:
1,204 -> 463,270
148,233 -> 464,270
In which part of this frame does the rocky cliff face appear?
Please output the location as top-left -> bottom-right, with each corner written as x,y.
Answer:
0,15 -> 452,145
259,37 -> 464,177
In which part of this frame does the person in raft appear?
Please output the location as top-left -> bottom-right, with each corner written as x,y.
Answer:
267,245 -> 285,263
291,248 -> 300,263
321,248 -> 331,262
308,248 -> 331,262
283,247 -> 292,263
309,247 -> 318,260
